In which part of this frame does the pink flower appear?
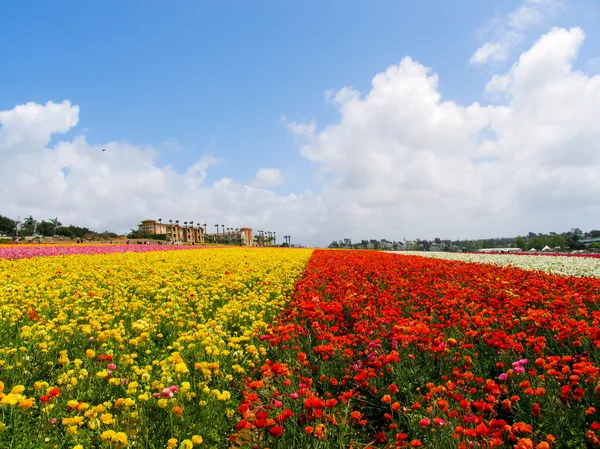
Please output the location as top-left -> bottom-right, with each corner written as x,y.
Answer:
418,418 -> 431,428
433,417 -> 446,427
498,373 -> 508,381
289,393 -> 299,400
107,364 -> 117,371
514,366 -> 526,374
162,388 -> 174,398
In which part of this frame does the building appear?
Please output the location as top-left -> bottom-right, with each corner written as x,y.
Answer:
139,219 -> 205,244
138,220 -> 254,246
580,237 -> 600,246
206,227 -> 254,246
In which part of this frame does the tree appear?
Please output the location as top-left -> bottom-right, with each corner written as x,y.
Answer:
48,217 -> 61,235
0,215 -> 16,236
37,221 -> 55,236
515,236 -> 527,250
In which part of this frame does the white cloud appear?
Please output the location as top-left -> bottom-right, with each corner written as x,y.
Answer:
470,0 -> 563,65
3,26 -> 600,245
252,168 -> 283,188
294,27 -> 600,240
0,101 -> 322,240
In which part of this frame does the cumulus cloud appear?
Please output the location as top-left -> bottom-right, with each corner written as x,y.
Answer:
0,101 -> 323,240
252,168 -> 283,188
294,26 -> 600,239
470,0 -> 564,65
3,26 -> 600,245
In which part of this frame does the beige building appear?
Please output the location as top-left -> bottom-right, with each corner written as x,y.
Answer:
139,220 -> 253,246
139,219 -> 206,244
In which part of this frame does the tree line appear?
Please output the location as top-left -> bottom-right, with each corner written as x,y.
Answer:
328,228 -> 600,252
0,215 -> 117,240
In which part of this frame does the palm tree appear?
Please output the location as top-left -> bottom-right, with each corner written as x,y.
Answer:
215,224 -> 219,242
175,220 -> 179,225
158,218 -> 162,224
273,231 -> 276,245
184,221 -> 188,227
49,217 -> 61,235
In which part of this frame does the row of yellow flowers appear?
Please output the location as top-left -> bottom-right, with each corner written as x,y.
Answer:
0,248 -> 313,448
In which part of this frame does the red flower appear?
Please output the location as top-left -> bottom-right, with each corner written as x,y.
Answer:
269,425 -> 283,437
48,387 -> 60,397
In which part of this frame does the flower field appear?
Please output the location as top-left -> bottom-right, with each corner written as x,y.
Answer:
0,244 -> 212,260
2,248 -> 600,448
399,251 -> 600,278
0,248 -> 312,448
236,251 -> 600,449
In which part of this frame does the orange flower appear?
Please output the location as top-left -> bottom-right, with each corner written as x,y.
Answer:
513,422 -> 533,434
515,438 -> 534,449
172,406 -> 183,418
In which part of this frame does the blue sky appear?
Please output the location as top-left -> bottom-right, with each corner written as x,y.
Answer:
2,1 -> 600,244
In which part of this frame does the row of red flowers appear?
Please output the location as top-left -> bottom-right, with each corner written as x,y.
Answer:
234,250 -> 600,448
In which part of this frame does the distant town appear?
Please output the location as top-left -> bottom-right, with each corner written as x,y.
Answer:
328,228 -> 600,253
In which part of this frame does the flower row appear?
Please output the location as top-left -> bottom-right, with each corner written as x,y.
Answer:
401,251 -> 600,278
235,250 -> 600,448
0,244 -> 213,260
0,248 -> 313,448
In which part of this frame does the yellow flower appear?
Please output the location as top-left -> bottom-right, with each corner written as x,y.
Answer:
101,430 -> 116,442
167,438 -> 178,448
100,413 -> 114,425
0,393 -> 21,406
10,385 -> 25,395
114,432 -> 128,445
179,440 -> 194,449
191,435 -> 203,445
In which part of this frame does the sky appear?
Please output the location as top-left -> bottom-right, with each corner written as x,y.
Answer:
1,0 -> 600,246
